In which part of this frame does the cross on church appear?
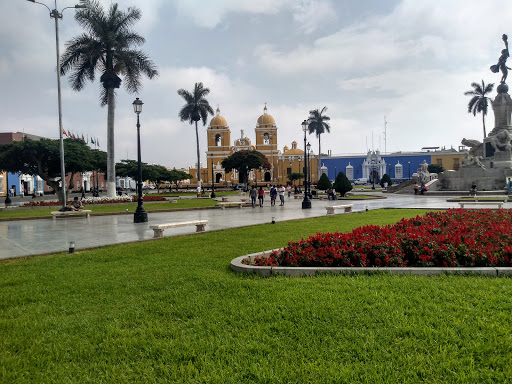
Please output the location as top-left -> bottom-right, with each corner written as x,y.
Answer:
240,129 -> 244,139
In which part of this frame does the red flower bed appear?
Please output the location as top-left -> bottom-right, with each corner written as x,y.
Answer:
248,209 -> 512,268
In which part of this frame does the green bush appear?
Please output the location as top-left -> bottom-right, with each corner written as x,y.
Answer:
316,173 -> 332,190
333,171 -> 352,197
380,174 -> 393,188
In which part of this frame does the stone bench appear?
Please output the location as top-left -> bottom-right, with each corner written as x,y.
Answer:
325,204 -> 353,215
294,194 -> 303,199
458,201 -> 504,209
217,201 -> 245,210
221,196 -> 229,202
150,220 -> 208,238
51,210 -> 91,220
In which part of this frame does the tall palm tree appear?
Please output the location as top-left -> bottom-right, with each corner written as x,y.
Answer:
60,0 -> 158,197
177,83 -> 214,188
307,106 -> 331,182
464,80 -> 494,139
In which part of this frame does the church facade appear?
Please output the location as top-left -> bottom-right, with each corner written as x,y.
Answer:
187,106 -> 318,187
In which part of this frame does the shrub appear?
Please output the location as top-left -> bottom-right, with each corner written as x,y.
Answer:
333,171 -> 352,197
380,174 -> 392,188
316,174 -> 332,190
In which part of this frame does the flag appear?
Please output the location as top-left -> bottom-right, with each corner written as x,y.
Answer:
91,137 -> 95,144
97,138 -> 99,147
82,134 -> 85,142
62,129 -> 68,137
72,132 -> 76,139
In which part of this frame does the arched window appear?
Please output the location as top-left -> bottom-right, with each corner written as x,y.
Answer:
264,172 -> 271,182
215,134 -> 221,146
263,133 -> 269,145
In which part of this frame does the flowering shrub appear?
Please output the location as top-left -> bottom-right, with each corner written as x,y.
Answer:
21,194 -> 166,207
247,209 -> 512,268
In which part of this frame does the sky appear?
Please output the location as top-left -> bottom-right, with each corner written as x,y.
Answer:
1,0 -> 511,169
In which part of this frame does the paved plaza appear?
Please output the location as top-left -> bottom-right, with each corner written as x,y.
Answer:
0,194 -> 498,259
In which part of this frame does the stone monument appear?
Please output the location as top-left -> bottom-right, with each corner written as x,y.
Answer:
438,34 -> 512,191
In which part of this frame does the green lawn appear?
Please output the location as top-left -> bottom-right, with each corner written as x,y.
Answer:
1,209 -> 511,383
0,199 -> 218,220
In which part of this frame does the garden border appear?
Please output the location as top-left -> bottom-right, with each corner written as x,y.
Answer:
231,251 -> 512,277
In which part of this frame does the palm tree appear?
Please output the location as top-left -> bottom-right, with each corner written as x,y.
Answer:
464,80 -> 494,139
177,83 -> 214,188
307,106 -> 331,182
60,1 -> 158,198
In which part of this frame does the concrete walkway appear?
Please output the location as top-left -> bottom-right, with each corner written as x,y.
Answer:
0,194 -> 500,259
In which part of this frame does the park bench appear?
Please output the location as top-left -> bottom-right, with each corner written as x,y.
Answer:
325,204 -> 353,215
51,210 -> 91,220
150,220 -> 208,238
217,201 -> 245,210
458,201 -> 504,209
221,196 -> 229,202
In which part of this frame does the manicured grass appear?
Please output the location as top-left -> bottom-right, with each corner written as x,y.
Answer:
0,199 -> 218,220
1,209 -> 511,383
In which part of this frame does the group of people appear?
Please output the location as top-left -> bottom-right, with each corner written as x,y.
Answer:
249,185 -> 288,207
413,183 -> 428,195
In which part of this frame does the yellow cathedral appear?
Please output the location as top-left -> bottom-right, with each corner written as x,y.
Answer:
188,105 -> 317,187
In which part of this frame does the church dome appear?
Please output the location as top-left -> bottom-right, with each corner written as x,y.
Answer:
209,107 -> 227,127
257,105 -> 275,126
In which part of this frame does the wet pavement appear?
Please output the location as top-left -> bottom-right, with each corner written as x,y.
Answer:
0,194 -> 503,259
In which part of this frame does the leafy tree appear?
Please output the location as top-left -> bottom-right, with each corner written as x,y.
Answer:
0,138 -> 100,202
464,80 -> 494,139
307,106 -> 331,181
116,161 -> 192,192
379,174 -> 393,188
316,173 -> 332,190
427,164 -> 445,174
333,171 -> 352,197
221,150 -> 269,185
178,82 -> 214,187
287,172 -> 304,185
60,0 -> 159,198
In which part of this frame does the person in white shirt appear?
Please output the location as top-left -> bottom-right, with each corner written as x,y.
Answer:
278,185 -> 286,206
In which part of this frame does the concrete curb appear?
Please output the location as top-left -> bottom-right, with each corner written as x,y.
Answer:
231,251 -> 512,277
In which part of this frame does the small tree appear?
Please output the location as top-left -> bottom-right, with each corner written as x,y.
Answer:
333,171 -> 352,197
317,173 -> 332,190
428,164 -> 445,174
221,150 -> 268,185
379,174 -> 393,188
287,173 -> 304,185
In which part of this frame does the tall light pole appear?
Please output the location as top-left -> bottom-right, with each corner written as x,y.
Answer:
27,0 -> 86,211
298,157 -> 302,188
133,98 -> 148,223
301,120 -> 311,209
210,153 -> 216,198
4,172 -> 11,205
270,134 -> 274,182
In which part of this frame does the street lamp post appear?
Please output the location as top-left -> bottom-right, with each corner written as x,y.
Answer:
27,0 -> 86,211
4,172 -> 11,205
133,98 -> 147,223
210,153 -> 216,198
301,120 -> 311,209
408,161 -> 411,180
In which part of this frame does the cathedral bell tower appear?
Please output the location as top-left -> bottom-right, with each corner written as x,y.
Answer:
255,104 -> 278,183
207,107 -> 231,185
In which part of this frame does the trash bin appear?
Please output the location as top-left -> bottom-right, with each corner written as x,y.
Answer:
311,190 -> 317,196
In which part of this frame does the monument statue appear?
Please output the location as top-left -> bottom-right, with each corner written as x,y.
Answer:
461,137 -> 484,156
490,34 -> 510,83
490,129 -> 512,152
461,152 -> 486,169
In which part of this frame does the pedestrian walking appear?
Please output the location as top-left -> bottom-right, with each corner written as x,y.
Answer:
287,185 -> 292,198
279,185 -> 286,206
249,185 -> 257,207
258,186 -> 265,207
270,185 -> 277,206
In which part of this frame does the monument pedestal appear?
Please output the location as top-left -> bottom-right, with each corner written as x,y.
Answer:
493,150 -> 512,168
